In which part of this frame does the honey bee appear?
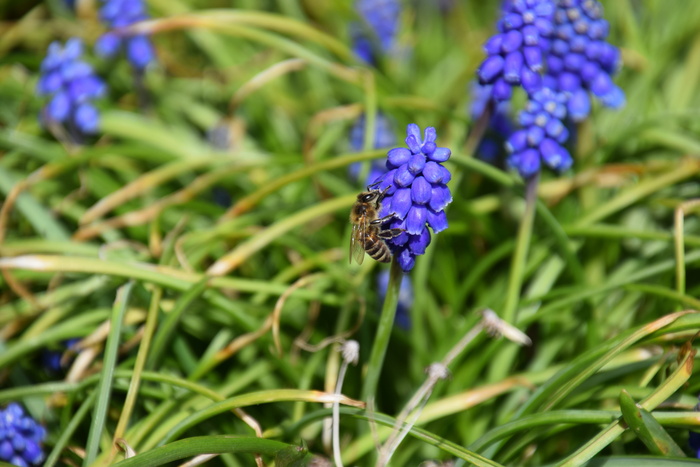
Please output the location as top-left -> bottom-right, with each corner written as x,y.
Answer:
349,184 -> 403,264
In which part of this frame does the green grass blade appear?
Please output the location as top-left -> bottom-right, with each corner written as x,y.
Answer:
84,281 -> 135,466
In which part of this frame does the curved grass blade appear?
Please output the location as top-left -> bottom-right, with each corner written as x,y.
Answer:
112,436 -> 305,467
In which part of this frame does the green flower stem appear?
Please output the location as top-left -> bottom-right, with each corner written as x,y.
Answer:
502,173 -> 539,325
361,258 -> 402,404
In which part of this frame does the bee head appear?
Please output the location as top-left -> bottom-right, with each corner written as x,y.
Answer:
358,192 -> 377,203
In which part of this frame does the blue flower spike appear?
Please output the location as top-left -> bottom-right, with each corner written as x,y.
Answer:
352,0 -> 401,64
372,124 -> 453,272
96,0 -> 156,70
37,38 -> 106,137
545,0 -> 625,120
0,403 -> 46,467
506,87 -> 573,178
477,0 -> 555,100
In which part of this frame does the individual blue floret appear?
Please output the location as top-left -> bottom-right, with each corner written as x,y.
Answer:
96,0 -> 156,70
372,124 -> 453,272
0,403 -> 46,467
505,87 -> 573,178
37,38 -> 106,137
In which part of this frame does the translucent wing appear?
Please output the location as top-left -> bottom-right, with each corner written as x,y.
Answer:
350,219 -> 367,265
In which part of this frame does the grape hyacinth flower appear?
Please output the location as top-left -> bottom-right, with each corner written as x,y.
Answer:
351,0 -> 401,64
0,403 -> 46,467
96,0 -> 156,70
477,0 -> 555,101
348,113 -> 396,186
506,87 -> 572,178
545,0 -> 625,120
377,270 -> 412,329
372,124 -> 452,272
37,38 -> 106,137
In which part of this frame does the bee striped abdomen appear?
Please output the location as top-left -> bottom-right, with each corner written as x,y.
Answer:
364,234 -> 391,263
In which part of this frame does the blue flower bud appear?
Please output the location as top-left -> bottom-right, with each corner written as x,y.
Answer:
387,147 -> 411,167
411,176 -> 431,205
504,51 -> 524,83
390,187 -> 412,218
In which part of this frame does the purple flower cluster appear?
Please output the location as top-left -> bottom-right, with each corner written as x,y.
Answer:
96,0 -> 156,70
351,0 -> 401,64
37,39 -> 106,136
0,404 -> 46,467
544,0 -> 625,120
372,124 -> 452,272
475,0 -> 624,178
506,88 -> 572,177
348,113 -> 396,186
477,0 -> 555,101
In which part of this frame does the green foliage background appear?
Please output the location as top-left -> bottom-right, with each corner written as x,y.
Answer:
1,0 -> 700,465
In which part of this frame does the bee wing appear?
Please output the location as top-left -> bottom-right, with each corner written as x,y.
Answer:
350,221 -> 366,265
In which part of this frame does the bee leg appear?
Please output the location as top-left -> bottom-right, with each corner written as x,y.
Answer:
378,228 -> 405,239
366,179 -> 382,190
370,212 -> 399,225
375,186 -> 391,206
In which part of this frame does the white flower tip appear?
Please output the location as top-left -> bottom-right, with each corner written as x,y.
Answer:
481,309 -> 532,346
340,340 -> 360,365
425,363 -> 450,381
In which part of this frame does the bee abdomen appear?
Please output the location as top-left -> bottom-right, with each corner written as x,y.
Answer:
365,236 -> 392,263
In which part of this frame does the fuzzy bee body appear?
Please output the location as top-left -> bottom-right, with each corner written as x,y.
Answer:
349,185 -> 404,265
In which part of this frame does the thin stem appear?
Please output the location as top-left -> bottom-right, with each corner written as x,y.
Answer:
502,173 -> 539,324
361,258 -> 402,404
333,360 -> 350,467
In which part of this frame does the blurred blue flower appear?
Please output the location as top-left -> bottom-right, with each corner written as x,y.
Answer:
351,0 -> 401,64
377,270 -> 412,329
470,82 -> 514,165
506,87 -> 572,178
41,338 -> 80,373
372,124 -> 453,272
544,0 -> 625,120
96,0 -> 156,70
37,38 -> 106,136
477,0 -> 555,101
348,113 -> 396,186
0,403 -> 46,467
